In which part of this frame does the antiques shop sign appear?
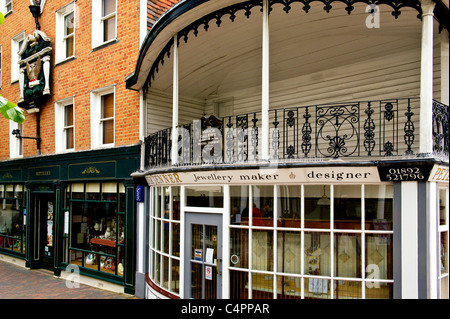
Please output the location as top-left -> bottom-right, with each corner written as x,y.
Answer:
146,166 -> 380,186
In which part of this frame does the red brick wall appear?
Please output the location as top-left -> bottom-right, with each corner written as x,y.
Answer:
147,0 -> 182,29
0,0 -> 142,160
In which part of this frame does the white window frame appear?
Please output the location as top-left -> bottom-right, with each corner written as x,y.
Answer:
11,31 -> 25,83
91,0 -> 117,49
55,2 -> 76,64
90,85 -> 115,149
0,0 -> 12,15
9,121 -> 23,158
55,96 -> 75,153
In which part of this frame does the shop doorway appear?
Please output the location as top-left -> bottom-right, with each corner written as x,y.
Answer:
184,213 -> 222,299
34,193 -> 56,270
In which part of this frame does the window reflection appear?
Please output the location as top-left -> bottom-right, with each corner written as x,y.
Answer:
0,184 -> 27,255
67,182 -> 125,277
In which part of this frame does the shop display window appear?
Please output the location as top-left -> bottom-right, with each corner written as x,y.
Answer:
439,187 -> 449,299
149,183 -> 394,299
65,182 -> 125,277
228,184 -> 394,299
186,186 -> 223,208
150,186 -> 181,295
0,184 -> 27,255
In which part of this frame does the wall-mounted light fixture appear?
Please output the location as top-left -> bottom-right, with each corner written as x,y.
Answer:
12,128 -> 41,155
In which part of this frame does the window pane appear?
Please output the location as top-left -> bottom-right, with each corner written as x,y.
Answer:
71,183 -> 84,200
304,185 -> 330,229
171,258 -> 180,294
101,93 -> 114,119
365,234 -> 393,280
230,270 -> 249,299
103,17 -> 116,42
101,182 -> 117,201
252,185 -> 273,226
66,127 -> 74,149
230,186 -> 249,225
65,36 -> 74,57
171,222 -> 180,257
365,185 -> 393,231
441,231 -> 448,275
230,228 -> 248,269
334,185 -> 361,230
277,231 -> 301,274
304,277 -> 330,299
336,280 -> 361,299
365,282 -> 393,299
185,186 -> 223,208
102,119 -> 114,144
102,0 -> 116,17
172,187 -> 180,221
252,230 -> 273,271
65,12 -> 74,36
278,276 -> 301,299
86,183 -> 100,200
64,104 -> 73,126
334,233 -> 361,278
251,273 -> 273,299
440,188 -> 447,226
304,232 -> 330,276
277,185 -> 301,227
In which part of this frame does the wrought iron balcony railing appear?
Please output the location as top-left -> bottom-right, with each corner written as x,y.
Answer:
144,98 -> 449,169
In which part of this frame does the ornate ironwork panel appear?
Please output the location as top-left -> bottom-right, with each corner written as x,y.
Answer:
433,100 -> 449,155
380,101 -> 398,156
363,102 -> 376,156
316,103 -> 359,158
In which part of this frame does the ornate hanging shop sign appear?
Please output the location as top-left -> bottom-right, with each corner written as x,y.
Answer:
17,30 -> 52,110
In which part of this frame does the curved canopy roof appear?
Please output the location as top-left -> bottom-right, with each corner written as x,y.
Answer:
126,0 -> 449,97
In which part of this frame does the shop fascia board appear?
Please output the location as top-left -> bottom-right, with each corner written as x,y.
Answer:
0,144 -> 140,174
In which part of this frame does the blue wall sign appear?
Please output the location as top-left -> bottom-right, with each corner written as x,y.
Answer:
136,186 -> 145,202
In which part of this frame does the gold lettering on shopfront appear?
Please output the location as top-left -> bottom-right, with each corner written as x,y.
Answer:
82,167 -> 100,175
2,173 -> 13,179
431,167 -> 449,181
36,170 -> 51,176
148,173 -> 182,185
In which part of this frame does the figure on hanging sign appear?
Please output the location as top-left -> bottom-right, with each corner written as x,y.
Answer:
17,30 -> 52,109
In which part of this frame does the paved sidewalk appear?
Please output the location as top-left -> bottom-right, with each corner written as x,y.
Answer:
0,260 -> 138,299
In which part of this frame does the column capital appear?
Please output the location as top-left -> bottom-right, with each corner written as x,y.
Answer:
420,0 -> 436,17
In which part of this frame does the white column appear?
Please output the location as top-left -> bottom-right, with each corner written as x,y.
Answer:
401,182 -> 419,298
419,0 -> 435,154
172,34 -> 179,164
441,29 -> 449,105
261,0 -> 270,161
42,55 -> 51,95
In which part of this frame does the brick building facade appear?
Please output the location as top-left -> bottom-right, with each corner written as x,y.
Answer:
0,0 -> 150,294
0,0 -> 141,158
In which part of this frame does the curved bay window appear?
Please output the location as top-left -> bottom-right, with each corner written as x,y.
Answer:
63,182 -> 125,278
0,184 -> 27,255
229,184 -> 394,299
149,186 -> 181,296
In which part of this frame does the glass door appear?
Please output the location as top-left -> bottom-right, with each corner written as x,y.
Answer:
185,213 -> 222,299
34,193 -> 56,270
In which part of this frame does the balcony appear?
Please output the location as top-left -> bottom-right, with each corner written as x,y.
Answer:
143,98 -> 449,170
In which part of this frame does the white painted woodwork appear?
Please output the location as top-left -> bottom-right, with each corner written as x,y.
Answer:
143,1 -> 443,158
419,0 -> 436,154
